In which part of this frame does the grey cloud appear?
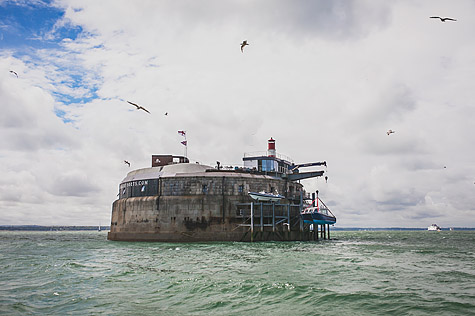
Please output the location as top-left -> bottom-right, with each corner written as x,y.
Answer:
361,135 -> 429,156
374,194 -> 425,212
406,210 -> 443,221
403,159 -> 443,172
260,0 -> 391,40
358,83 -> 417,129
47,172 -> 99,197
159,0 -> 391,41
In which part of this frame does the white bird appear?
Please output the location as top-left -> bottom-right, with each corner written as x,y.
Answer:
387,129 -> 395,135
430,16 -> 457,22
240,40 -> 249,53
127,101 -> 150,114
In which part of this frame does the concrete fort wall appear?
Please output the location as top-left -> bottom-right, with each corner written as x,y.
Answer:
108,174 -> 304,242
159,174 -> 294,196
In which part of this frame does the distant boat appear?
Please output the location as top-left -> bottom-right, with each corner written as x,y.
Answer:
248,191 -> 285,202
428,224 -> 441,231
98,224 -> 101,232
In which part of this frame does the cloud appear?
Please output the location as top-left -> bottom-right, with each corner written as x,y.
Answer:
1,0 -> 475,227
47,171 -> 99,197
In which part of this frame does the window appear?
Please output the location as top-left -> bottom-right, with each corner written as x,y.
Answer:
202,184 -> 208,194
238,185 -> 244,193
261,159 -> 275,172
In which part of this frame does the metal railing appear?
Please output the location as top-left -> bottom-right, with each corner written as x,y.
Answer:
243,151 -> 294,163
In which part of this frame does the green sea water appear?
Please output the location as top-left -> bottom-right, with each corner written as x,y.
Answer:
1,230 -> 474,315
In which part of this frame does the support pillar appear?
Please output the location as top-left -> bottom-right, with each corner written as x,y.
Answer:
287,204 -> 290,228
272,203 -> 275,232
250,202 -> 254,242
260,202 -> 263,232
299,191 -> 303,237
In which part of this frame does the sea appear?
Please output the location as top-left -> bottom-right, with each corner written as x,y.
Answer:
1,230 -> 474,316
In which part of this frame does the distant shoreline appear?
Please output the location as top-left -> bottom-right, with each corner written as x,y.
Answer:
0,225 -> 473,231
0,225 -> 110,231
331,227 -> 475,231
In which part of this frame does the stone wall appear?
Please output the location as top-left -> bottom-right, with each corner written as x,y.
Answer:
159,175 -> 297,197
109,173 -> 304,242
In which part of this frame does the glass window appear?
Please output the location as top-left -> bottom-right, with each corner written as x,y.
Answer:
261,159 -> 275,172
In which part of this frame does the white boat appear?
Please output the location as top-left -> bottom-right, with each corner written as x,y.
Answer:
427,224 -> 441,231
248,191 -> 284,202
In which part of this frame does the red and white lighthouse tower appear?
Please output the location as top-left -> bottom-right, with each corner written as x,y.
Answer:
267,137 -> 276,157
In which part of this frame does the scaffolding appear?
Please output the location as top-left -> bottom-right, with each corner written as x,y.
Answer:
235,201 -> 331,242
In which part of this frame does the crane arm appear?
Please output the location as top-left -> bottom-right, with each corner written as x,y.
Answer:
290,161 -> 326,171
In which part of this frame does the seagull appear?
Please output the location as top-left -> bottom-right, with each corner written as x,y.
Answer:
127,101 -> 150,114
240,40 -> 249,53
387,129 -> 395,135
9,70 -> 18,78
124,160 -> 130,167
430,16 -> 457,22
164,112 -> 168,116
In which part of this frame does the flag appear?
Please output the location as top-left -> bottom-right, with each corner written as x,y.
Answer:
181,140 -> 187,146
178,130 -> 186,136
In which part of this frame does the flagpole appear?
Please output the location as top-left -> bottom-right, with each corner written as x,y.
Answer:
178,130 -> 187,158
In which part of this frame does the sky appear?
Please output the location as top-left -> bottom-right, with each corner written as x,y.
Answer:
1,0 -> 475,228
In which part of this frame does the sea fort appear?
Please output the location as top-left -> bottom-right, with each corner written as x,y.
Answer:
108,138 -> 335,242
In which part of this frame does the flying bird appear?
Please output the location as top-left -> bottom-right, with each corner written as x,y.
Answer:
387,129 -> 395,135
9,70 -> 18,78
127,101 -> 150,114
430,16 -> 457,22
164,112 -> 168,116
240,40 -> 249,53
124,160 -> 130,167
